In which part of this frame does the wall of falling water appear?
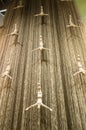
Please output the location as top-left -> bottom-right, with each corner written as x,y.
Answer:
0,0 -> 86,130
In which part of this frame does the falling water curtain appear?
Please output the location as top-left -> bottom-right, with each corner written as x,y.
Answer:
0,0 -> 86,130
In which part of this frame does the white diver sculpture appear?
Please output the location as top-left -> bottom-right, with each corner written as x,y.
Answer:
34,6 -> 48,17
73,55 -> 86,76
8,24 -> 18,36
25,83 -> 52,111
1,64 -> 12,79
7,24 -> 22,46
13,1 -> 24,9
67,15 -> 80,28
32,35 -> 50,52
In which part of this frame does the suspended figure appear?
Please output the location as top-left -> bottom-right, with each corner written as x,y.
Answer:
8,24 -> 18,36
8,24 -> 22,46
73,55 -> 86,76
32,35 -> 50,52
13,0 -> 24,10
1,64 -> 12,79
66,15 -> 80,28
25,83 -> 52,111
34,6 -> 48,17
